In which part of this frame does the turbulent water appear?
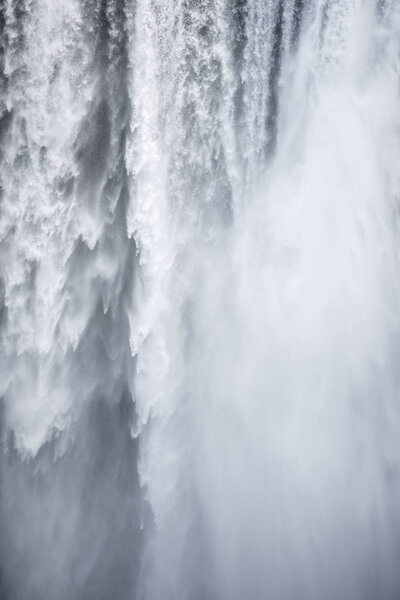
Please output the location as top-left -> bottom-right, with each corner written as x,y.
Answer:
0,1 -> 400,599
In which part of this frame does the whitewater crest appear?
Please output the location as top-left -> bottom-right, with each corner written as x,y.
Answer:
0,1 -> 400,599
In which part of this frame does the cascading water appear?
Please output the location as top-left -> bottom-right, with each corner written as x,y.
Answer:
0,1 -> 400,599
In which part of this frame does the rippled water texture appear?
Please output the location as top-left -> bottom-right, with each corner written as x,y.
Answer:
0,1 -> 400,599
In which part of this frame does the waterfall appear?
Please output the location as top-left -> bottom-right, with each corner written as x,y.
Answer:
0,1 -> 400,599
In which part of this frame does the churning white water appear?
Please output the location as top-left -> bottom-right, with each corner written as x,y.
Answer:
0,1 -> 400,599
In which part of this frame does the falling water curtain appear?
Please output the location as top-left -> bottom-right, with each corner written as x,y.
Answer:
0,1 -> 400,599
